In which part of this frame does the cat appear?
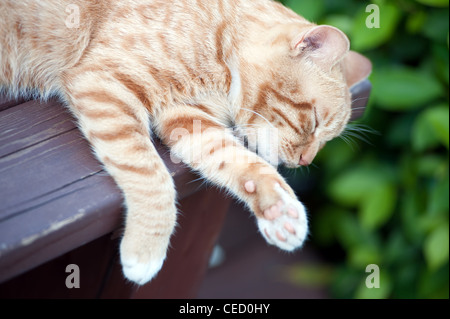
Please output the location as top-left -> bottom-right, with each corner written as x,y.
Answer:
0,0 -> 372,285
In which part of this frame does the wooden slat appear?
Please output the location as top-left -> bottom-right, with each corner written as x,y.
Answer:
0,98 -> 75,158
0,129 -> 101,220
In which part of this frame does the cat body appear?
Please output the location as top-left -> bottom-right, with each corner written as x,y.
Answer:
0,0 -> 371,285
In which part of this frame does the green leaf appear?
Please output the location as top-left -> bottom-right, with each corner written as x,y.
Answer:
359,182 -> 397,230
406,10 -> 428,34
384,231 -> 419,267
427,173 -> 450,215
401,189 -> 428,243
421,9 -> 450,43
385,113 -> 416,148
333,210 -> 380,250
371,68 -> 443,111
335,211 -> 364,249
415,0 -> 449,8
327,164 -> 394,207
416,155 -> 446,177
418,264 -> 450,298
328,169 -> 375,206
351,3 -> 401,51
413,104 -> 450,151
424,223 -> 450,270
424,105 -> 450,148
412,110 -> 442,152
433,44 -> 450,85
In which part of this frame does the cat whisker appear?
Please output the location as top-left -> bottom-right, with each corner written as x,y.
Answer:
351,106 -> 369,111
297,165 -> 311,176
345,132 -> 373,146
346,123 -> 379,135
351,97 -> 370,104
339,134 -> 358,150
310,162 -> 319,169
187,176 -> 206,185
240,108 -> 275,129
344,123 -> 379,145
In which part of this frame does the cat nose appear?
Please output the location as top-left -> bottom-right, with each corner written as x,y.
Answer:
299,155 -> 310,166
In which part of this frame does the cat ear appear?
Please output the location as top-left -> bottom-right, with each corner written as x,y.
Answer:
342,51 -> 372,88
292,25 -> 350,71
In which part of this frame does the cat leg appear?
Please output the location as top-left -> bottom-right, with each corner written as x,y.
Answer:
155,105 -> 308,252
66,82 -> 176,285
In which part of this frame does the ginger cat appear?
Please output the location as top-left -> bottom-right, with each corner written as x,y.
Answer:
0,0 -> 372,285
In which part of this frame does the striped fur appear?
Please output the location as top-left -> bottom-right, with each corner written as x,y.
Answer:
0,0 -> 371,285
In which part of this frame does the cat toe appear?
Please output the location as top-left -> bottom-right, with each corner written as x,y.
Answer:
284,222 -> 296,234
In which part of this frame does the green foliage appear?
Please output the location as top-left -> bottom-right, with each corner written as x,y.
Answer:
371,67 -> 443,111
279,0 -> 449,298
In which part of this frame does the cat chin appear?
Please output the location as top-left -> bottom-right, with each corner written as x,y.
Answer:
279,160 -> 298,169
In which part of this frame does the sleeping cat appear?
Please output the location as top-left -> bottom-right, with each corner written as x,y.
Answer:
0,0 -> 372,285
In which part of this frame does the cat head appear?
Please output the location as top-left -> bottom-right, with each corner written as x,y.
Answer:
238,24 -> 372,168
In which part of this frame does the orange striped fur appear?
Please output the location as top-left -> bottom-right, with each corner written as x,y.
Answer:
0,0 -> 371,285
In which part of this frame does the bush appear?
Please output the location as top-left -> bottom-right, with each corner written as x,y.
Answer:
279,0 -> 449,298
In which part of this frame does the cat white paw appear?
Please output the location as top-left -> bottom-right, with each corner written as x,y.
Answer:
120,254 -> 165,286
257,183 -> 308,251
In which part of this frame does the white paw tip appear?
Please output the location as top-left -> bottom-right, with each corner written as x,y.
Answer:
121,257 -> 165,286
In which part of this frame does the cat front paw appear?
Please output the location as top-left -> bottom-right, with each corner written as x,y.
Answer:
256,183 -> 308,251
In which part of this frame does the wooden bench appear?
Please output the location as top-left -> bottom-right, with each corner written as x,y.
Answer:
0,80 -> 370,298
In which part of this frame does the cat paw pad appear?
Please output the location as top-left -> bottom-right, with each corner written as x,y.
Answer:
257,183 -> 308,251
